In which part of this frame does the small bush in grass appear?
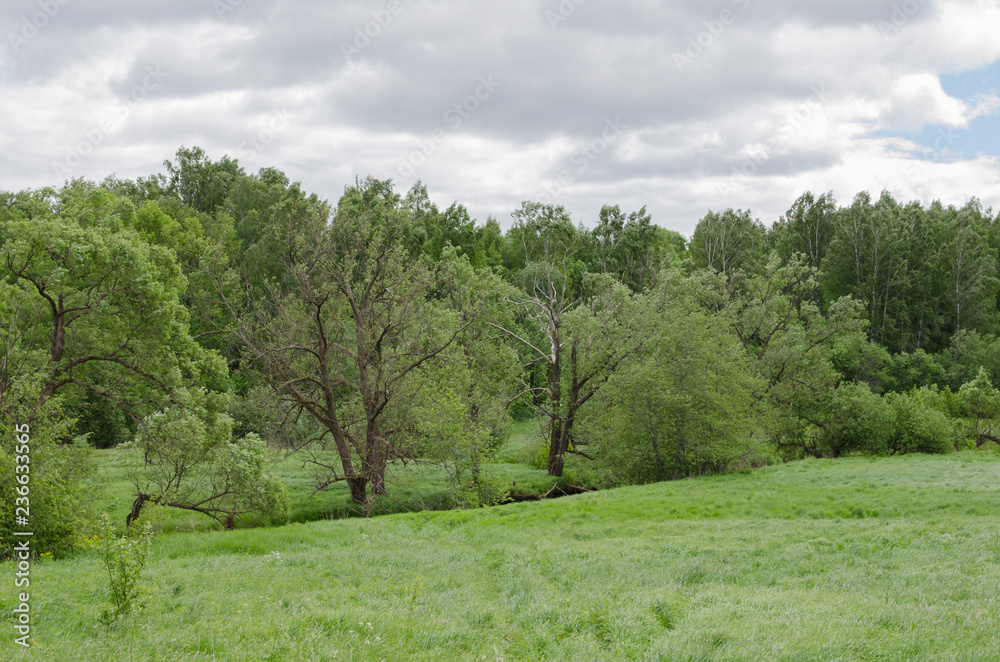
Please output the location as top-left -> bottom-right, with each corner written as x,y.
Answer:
98,513 -> 154,622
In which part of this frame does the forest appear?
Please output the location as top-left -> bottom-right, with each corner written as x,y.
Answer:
3,145 -> 1000,555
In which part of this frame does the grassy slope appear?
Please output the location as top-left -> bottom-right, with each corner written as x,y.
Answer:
4,452 -> 1000,661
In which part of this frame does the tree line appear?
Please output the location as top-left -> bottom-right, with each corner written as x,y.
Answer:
3,146 -> 999,555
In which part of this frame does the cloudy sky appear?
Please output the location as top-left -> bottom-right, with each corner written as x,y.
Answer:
1,0 -> 998,235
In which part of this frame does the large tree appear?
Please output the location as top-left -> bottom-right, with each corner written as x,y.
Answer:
939,199 -> 998,336
210,177 -> 462,508
0,184 -> 222,420
496,202 -> 637,476
0,182 -> 286,532
772,192 -> 836,270
824,191 -> 909,350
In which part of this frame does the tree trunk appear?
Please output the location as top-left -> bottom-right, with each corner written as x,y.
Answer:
346,477 -> 368,504
547,417 -> 565,476
547,451 -> 565,477
370,468 -> 387,495
126,493 -> 149,527
546,326 -> 563,476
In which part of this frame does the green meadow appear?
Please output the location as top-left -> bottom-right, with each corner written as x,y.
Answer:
4,450 -> 1000,661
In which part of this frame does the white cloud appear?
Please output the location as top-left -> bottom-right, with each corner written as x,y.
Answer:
0,0 -> 997,233
881,74 -> 969,130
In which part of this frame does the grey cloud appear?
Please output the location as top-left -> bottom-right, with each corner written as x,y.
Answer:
0,0 -> 994,236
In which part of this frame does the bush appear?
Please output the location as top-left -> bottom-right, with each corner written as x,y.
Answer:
98,513 -> 154,622
0,385 -> 98,559
125,388 -> 290,528
958,367 -> 1000,448
886,390 -> 955,454
819,382 -> 894,456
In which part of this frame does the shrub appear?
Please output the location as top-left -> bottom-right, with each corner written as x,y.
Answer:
0,382 -> 97,559
819,382 -> 894,456
886,390 -> 955,454
98,513 -> 154,622
958,367 -> 1000,448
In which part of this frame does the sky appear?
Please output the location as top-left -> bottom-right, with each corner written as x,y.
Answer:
1,0 -> 998,236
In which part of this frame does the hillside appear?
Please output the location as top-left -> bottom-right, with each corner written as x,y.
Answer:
4,452 -> 1000,661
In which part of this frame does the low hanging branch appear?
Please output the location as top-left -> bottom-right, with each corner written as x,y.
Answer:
125,389 -> 289,530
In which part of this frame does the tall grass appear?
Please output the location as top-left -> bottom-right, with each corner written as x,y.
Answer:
3,452 -> 1000,660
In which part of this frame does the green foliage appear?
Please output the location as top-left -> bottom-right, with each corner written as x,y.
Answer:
9,154 -> 1000,562
830,335 -> 890,392
885,389 -> 955,454
885,348 -> 947,392
75,391 -> 134,449
771,191 -> 836,271
727,255 -> 869,458
0,374 -> 97,558
689,207 -> 766,277
942,330 -> 1000,390
818,381 -> 894,457
589,203 -> 662,291
583,270 -> 763,483
162,145 -> 244,214
958,367 -> 1000,448
125,388 -> 290,528
408,380 -> 507,507
98,513 -> 154,622
0,181 -> 228,409
822,191 -> 910,350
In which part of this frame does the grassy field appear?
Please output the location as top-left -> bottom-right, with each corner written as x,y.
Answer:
90,420 -> 561,531
3,451 -> 1000,661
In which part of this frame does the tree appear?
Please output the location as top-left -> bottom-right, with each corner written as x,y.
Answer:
0,182 -> 285,535
437,245 -> 521,452
727,255 -> 868,457
941,330 -> 1000,390
125,388 -> 288,528
939,199 -> 998,336
162,146 -> 244,215
772,191 -> 836,272
590,204 -> 660,291
885,349 -> 946,392
898,200 -> 942,351
0,362 -> 94,557
690,208 -> 766,278
582,269 -> 762,483
885,388 -> 954,455
958,367 -> 1000,448
0,184 -> 225,425
814,382 -> 893,457
210,178 -> 462,508
494,203 -> 637,476
823,191 -> 909,350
